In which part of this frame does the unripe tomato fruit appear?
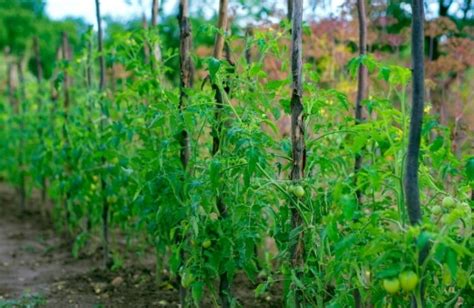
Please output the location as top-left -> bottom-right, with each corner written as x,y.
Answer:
107,195 -> 118,204
431,205 -> 442,215
442,196 -> 455,208
181,272 -> 194,288
457,202 -> 471,215
202,239 -> 212,248
383,278 -> 400,294
399,271 -> 418,292
293,185 -> 305,198
209,212 -> 219,221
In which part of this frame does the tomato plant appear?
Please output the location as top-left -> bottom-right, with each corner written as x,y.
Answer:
0,1 -> 472,307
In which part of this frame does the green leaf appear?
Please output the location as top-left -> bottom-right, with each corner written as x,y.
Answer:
209,159 -> 221,188
376,265 -> 402,279
208,57 -> 221,81
416,231 -> 431,250
341,194 -> 357,220
279,98 -> 291,114
266,79 -> 286,91
379,66 -> 391,82
446,248 -> 457,279
465,157 -> 474,181
429,136 -> 443,152
255,283 -> 267,297
347,56 -> 360,77
191,281 -> 204,303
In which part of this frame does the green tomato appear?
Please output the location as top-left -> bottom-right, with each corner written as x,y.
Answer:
209,212 -> 219,221
107,195 -> 118,204
457,202 -> 471,215
431,205 -> 442,215
202,239 -> 212,249
456,269 -> 468,289
442,196 -> 455,208
383,278 -> 400,294
399,271 -> 419,292
442,267 -> 452,286
181,272 -> 194,288
293,185 -> 305,198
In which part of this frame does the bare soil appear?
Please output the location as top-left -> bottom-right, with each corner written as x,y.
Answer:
0,184 -> 281,307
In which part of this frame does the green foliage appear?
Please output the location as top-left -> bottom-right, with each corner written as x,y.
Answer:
0,4 -> 472,307
0,293 -> 46,308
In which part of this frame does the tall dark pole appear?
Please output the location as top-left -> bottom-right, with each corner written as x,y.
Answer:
211,1 -> 231,306
177,0 -> 193,305
289,0 -> 305,306
405,0 -> 424,226
353,0 -> 368,206
151,0 -> 161,68
95,0 -> 110,268
96,0 -> 106,92
33,36 -> 48,207
405,1 -> 426,305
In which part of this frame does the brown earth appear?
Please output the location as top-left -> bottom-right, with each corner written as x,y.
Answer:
0,184 -> 282,307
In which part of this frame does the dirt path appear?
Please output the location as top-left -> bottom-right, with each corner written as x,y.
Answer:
0,184 -> 281,307
0,185 -> 97,307
0,184 -> 178,307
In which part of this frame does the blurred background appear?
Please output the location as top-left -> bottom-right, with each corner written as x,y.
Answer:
0,0 -> 473,151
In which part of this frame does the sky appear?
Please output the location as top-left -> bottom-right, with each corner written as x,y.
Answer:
46,0 -> 346,28
46,0 -> 163,27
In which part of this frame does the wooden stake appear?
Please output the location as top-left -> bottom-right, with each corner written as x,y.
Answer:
354,0 -> 368,205
177,1 -> 193,304
405,1 -> 426,306
95,0 -> 110,269
211,1 -> 231,307
289,0 -> 305,306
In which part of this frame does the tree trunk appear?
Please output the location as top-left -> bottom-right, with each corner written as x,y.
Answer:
95,0 -> 110,269
177,0 -> 193,304
354,0 -> 368,205
289,0 -> 305,306
405,0 -> 426,305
